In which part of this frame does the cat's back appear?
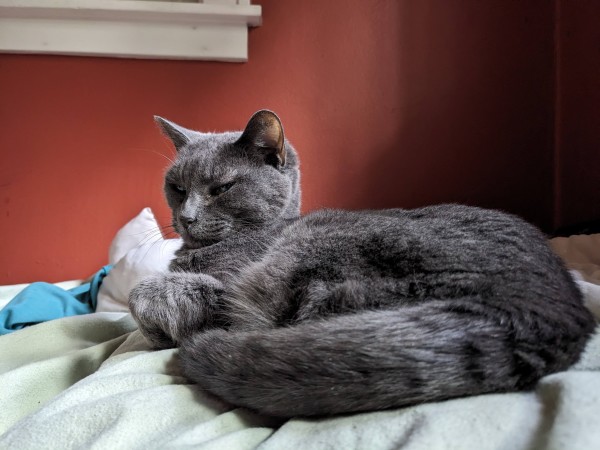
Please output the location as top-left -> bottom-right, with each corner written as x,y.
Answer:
275,204 -> 573,295
282,204 -> 544,252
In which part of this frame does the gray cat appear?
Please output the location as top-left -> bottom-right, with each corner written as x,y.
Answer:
129,110 -> 596,418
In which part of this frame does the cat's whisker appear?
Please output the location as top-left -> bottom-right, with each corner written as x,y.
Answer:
123,228 -> 170,238
134,148 -> 176,166
159,225 -> 176,233
136,236 -> 171,264
163,230 -> 179,240
137,230 -> 169,247
117,231 -> 163,249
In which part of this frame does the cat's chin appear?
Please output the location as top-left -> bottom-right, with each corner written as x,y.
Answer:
182,233 -> 223,249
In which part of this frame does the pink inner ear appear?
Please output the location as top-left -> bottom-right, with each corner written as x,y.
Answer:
241,110 -> 286,166
259,124 -> 285,166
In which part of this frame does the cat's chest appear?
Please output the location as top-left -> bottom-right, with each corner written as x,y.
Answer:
172,232 -> 275,276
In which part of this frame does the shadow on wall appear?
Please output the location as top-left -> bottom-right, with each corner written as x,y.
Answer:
362,1 -> 555,230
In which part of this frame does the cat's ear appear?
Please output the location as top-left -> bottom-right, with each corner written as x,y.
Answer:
237,110 -> 286,167
154,116 -> 201,151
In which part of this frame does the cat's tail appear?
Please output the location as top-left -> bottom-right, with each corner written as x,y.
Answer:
179,301 -> 594,417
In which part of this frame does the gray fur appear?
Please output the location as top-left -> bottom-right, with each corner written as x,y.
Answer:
129,110 -> 596,418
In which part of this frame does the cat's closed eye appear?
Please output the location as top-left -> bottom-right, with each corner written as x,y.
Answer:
210,181 -> 236,197
169,183 -> 186,194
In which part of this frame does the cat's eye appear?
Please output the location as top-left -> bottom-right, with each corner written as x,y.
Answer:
210,181 -> 235,197
171,184 -> 186,194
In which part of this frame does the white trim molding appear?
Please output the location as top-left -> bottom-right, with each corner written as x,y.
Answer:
0,0 -> 262,61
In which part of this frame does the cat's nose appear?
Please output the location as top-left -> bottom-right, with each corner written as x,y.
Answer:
181,214 -> 197,226
180,193 -> 202,226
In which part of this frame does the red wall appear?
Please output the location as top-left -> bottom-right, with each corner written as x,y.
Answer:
0,0 -> 596,284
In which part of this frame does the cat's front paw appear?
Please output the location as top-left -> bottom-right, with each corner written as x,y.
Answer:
128,273 -> 223,349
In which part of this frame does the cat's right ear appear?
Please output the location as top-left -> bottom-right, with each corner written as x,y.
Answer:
154,116 -> 201,151
237,110 -> 286,168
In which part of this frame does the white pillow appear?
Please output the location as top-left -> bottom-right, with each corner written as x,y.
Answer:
97,208 -> 182,313
108,207 -> 162,265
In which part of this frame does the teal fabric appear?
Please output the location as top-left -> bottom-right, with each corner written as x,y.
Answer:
0,265 -> 112,335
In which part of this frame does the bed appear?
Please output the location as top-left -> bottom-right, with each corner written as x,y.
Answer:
1,209 -> 599,449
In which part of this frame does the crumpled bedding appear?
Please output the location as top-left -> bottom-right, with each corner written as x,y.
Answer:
0,305 -> 599,450
1,235 -> 599,449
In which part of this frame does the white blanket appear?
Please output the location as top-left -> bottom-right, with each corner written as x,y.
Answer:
1,306 -> 599,450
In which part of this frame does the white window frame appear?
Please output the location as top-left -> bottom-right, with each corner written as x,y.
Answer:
0,0 -> 262,61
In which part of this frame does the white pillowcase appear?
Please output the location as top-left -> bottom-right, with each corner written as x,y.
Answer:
97,208 -> 181,313
108,207 -> 162,265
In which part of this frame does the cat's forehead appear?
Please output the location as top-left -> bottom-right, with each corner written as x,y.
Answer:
168,131 -> 248,182
183,131 -> 242,153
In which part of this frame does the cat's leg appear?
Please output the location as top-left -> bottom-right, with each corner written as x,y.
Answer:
128,272 -> 223,349
293,279 -> 376,321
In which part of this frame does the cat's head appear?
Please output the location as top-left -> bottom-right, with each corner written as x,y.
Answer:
157,110 -> 300,248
